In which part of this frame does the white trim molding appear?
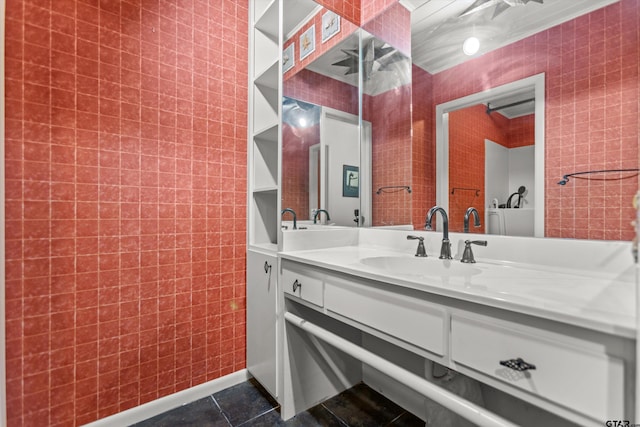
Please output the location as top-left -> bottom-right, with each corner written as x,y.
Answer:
82,370 -> 251,427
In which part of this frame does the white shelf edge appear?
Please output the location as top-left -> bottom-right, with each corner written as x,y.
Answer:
254,125 -> 279,142
249,242 -> 279,253
253,186 -> 278,194
253,122 -> 279,139
254,60 -> 279,90
255,0 -> 279,39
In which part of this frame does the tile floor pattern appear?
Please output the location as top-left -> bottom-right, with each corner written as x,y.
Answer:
131,379 -> 425,426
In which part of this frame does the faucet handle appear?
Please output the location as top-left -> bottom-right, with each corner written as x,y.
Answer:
461,240 -> 487,263
407,235 -> 427,257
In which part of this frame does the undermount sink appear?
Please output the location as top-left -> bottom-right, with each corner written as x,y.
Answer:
359,256 -> 482,277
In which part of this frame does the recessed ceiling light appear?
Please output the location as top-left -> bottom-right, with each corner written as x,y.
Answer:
463,37 -> 480,55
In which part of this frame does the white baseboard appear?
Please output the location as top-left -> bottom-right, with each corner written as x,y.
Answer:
83,369 -> 251,427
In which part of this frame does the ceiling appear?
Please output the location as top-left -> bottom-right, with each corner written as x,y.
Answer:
305,32 -> 412,96
283,0 -> 619,114
401,0 -> 619,74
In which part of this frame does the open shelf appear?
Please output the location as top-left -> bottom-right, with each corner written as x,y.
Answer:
255,60 -> 279,90
252,190 -> 279,247
253,84 -> 279,133
254,28 -> 279,79
253,130 -> 278,190
253,185 -> 279,193
255,0 -> 279,38
249,0 -> 281,253
254,123 -> 278,141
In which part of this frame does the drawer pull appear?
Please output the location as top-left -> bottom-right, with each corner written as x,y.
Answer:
264,261 -> 272,274
499,358 -> 536,371
293,279 -> 301,292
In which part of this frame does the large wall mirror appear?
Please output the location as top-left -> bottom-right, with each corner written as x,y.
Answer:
281,1 -> 413,228
408,0 -> 638,241
435,74 -> 545,237
281,0 -> 638,241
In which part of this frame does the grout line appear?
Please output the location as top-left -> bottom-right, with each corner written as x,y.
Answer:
209,395 -> 233,427
385,411 -> 408,426
235,407 -> 279,427
320,403 -> 350,427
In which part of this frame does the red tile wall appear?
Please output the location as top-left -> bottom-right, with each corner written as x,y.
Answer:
284,69 -> 358,115
4,1 -> 248,425
281,123 -> 320,220
362,1 -> 412,226
508,114 -> 535,148
411,65 -> 434,229
361,1 -> 410,57
448,105 -> 532,233
431,0 -> 639,240
364,86 -> 412,226
316,0 -> 361,26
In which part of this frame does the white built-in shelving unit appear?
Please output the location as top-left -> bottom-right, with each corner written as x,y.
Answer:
248,0 -> 282,252
247,0 -> 282,402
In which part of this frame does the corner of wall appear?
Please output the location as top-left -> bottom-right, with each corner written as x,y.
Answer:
1,0 -> 7,424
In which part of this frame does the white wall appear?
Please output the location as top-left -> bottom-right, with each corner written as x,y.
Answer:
484,140 -> 509,207
321,110 -> 360,226
508,145 -> 535,208
485,140 -> 534,208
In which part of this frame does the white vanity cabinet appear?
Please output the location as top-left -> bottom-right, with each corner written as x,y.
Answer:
246,249 -> 278,398
279,257 -> 635,426
281,260 -> 324,307
324,275 -> 446,358
450,313 -> 630,424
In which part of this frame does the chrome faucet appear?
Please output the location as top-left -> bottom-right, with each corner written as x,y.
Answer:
313,209 -> 331,224
281,208 -> 297,230
463,207 -> 481,233
425,206 -> 452,259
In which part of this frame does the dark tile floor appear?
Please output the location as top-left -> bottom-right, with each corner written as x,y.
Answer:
131,379 -> 425,426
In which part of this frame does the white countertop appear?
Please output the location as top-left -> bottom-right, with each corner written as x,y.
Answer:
280,244 -> 636,339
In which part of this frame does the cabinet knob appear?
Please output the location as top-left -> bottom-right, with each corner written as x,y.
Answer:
264,261 -> 272,274
499,358 -> 536,371
293,279 -> 301,292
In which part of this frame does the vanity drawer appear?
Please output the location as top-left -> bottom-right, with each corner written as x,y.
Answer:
325,276 -> 445,356
281,262 -> 324,307
450,315 -> 625,421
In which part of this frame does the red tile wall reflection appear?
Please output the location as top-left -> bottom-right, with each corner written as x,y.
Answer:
5,1 -> 248,425
316,0 -> 361,25
284,69 -> 358,115
281,123 -> 320,220
431,0 -> 639,240
411,65 -> 434,229
365,86 -> 413,226
448,105 -> 535,233
362,1 -> 411,56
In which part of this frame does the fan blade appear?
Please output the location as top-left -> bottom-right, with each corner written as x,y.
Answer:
459,0 -> 496,17
332,57 -> 357,68
492,2 -> 511,18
